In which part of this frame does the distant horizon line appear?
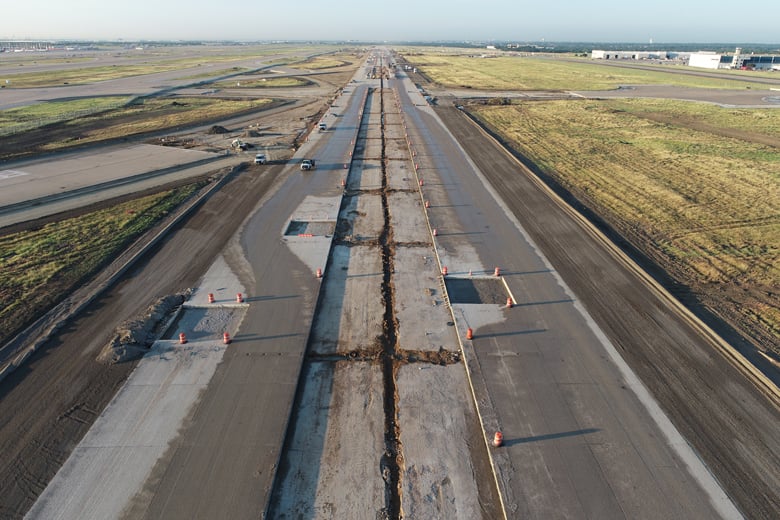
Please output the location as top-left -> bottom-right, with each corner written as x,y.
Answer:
0,38 -> 779,46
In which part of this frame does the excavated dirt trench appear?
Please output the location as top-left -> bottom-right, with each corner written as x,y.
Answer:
377,80 -> 404,517
269,81 -> 471,519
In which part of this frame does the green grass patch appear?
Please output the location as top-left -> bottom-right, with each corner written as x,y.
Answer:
212,77 -> 309,89
41,97 -> 273,150
291,56 -> 352,70
2,52 -> 283,88
406,54 -> 771,90
607,98 -> 780,139
2,62 -> 193,88
0,97 -> 132,132
0,185 -> 201,345
470,99 -> 780,342
175,66 -> 250,81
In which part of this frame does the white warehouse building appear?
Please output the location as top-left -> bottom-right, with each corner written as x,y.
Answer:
592,50 -> 668,60
688,48 -> 780,70
688,52 -> 723,69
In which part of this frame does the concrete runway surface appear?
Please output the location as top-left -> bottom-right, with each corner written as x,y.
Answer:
2,50 -> 778,519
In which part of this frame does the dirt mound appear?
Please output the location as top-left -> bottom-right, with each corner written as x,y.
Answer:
97,292 -> 188,364
243,129 -> 260,137
208,125 -> 229,134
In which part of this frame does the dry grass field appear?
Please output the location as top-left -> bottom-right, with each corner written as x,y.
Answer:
469,99 -> 780,351
0,97 -> 274,161
402,48 -> 780,352
212,77 -> 311,89
0,45 -> 337,88
291,55 -> 356,70
406,54 -> 771,91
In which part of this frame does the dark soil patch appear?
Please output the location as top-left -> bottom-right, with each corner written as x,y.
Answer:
284,220 -> 336,236
445,277 -> 509,305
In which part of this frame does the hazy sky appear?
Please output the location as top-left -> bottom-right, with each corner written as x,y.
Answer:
2,0 -> 779,43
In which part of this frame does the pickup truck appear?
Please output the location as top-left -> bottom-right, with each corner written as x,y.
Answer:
300,158 -> 316,171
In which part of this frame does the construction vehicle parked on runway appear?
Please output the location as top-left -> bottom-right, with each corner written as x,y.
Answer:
300,158 -> 316,171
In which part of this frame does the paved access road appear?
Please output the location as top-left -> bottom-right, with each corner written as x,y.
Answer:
380,67 -> 747,517
113,83 -> 368,518
431,99 -> 780,517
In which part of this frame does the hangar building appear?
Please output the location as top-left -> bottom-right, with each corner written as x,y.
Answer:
591,50 -> 668,60
688,48 -> 780,70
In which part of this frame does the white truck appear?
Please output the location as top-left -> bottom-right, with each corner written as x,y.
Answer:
300,158 -> 316,171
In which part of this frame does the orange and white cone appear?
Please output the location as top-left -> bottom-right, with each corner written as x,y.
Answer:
492,431 -> 503,447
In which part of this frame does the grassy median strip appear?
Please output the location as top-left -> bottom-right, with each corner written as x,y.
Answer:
0,185 -> 199,346
470,99 -> 780,347
291,56 -> 353,70
407,54 -> 771,91
0,97 -> 133,133
175,66 -> 250,81
211,77 -> 310,89
2,62 -> 195,88
1,97 -> 274,159
56,96 -> 271,133
40,97 -> 271,150
0,47 -> 315,88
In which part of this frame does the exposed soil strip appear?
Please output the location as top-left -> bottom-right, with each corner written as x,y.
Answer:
377,76 -> 404,519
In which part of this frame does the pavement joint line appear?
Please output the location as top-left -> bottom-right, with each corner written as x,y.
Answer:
500,277 -> 517,307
